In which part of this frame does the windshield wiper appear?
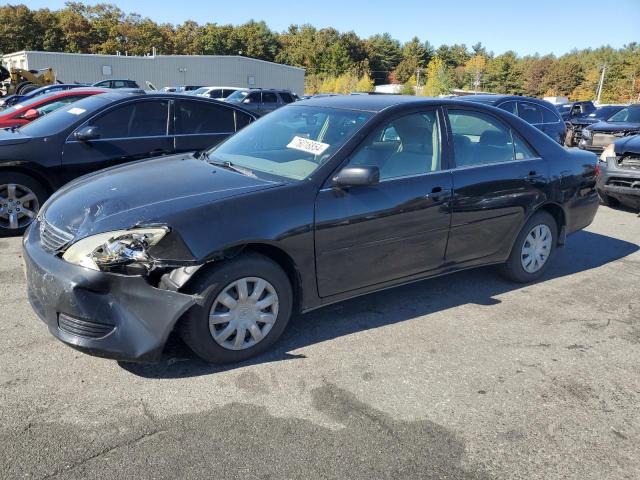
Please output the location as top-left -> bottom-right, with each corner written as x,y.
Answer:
200,152 -> 256,178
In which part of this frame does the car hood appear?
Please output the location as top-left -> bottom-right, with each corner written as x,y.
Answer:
0,128 -> 30,145
587,121 -> 640,133
613,134 -> 640,155
43,152 -> 283,239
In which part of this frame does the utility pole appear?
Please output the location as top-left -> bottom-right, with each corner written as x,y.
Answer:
595,64 -> 606,104
416,68 -> 421,94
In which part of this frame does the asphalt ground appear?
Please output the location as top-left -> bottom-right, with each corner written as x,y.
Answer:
0,205 -> 638,479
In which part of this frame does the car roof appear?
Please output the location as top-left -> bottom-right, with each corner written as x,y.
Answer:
295,94 -> 466,112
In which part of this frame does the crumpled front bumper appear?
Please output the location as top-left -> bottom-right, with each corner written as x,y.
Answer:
23,223 -> 198,362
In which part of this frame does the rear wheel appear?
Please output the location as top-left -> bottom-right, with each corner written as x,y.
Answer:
15,81 -> 33,95
180,253 -> 293,363
20,84 -> 38,94
0,172 -> 47,237
500,211 -> 557,283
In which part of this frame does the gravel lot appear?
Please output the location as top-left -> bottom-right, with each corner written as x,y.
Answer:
0,206 -> 638,480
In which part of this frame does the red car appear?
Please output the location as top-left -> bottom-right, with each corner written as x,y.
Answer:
0,88 -> 108,129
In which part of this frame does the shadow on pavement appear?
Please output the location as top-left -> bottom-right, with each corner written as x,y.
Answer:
120,230 -> 638,378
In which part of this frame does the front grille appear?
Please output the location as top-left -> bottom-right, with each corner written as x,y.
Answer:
39,217 -> 74,253
58,314 -> 115,339
607,177 -> 640,189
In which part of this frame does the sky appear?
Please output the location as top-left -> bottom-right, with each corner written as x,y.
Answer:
24,0 -> 640,56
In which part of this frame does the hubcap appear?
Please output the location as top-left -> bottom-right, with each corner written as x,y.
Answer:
521,224 -> 552,273
209,277 -> 279,351
0,183 -> 39,230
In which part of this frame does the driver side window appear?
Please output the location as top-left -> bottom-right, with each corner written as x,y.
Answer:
347,111 -> 442,180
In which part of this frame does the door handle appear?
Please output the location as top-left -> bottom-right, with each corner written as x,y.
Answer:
427,186 -> 449,201
524,171 -> 543,182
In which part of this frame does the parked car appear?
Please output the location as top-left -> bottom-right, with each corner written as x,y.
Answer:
564,105 -> 627,146
175,85 -> 204,93
596,135 -> 640,210
225,88 -> 298,116
92,79 -> 140,89
23,96 -> 599,363
556,101 -> 596,121
0,92 -> 255,235
0,87 -> 107,129
190,86 -> 240,100
0,83 -> 90,110
579,104 -> 640,152
460,95 -> 566,144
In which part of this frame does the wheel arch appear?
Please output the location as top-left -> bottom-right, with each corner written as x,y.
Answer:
181,242 -> 304,314
0,163 -> 55,195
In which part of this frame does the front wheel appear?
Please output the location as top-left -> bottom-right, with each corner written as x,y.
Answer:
180,253 -> 293,363
0,173 -> 47,237
500,211 -> 557,283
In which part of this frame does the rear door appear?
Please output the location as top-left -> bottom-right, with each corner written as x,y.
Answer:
445,107 -> 548,264
173,99 -> 240,152
61,99 -> 171,181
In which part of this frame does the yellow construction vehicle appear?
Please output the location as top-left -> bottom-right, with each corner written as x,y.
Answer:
0,65 -> 57,96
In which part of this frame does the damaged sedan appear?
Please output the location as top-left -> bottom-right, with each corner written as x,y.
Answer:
24,96 -> 600,363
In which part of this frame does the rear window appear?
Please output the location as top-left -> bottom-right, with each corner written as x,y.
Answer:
280,92 -> 294,103
175,100 -> 235,134
542,107 -> 560,123
262,92 -> 278,103
517,102 -> 543,124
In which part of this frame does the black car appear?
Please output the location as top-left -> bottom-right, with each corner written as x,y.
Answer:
225,88 -> 298,116
460,95 -> 566,144
92,79 -> 140,89
564,105 -> 627,146
0,92 -> 255,236
0,83 -> 90,110
579,104 -> 640,152
596,135 -> 640,210
23,95 -> 599,363
556,101 -> 596,121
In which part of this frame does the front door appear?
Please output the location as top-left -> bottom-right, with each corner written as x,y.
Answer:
314,109 -> 452,297
61,99 -> 171,182
444,108 -> 549,263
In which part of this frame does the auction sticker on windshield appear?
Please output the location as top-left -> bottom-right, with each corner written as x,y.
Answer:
67,107 -> 86,115
287,136 -> 330,156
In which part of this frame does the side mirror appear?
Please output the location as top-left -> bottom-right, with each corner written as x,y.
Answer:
22,109 -> 39,120
333,165 -> 380,188
74,125 -> 100,141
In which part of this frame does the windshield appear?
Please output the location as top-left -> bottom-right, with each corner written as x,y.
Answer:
226,90 -> 249,102
20,94 -> 108,136
608,106 -> 640,123
191,87 -> 210,95
206,105 -> 372,180
0,93 -> 54,116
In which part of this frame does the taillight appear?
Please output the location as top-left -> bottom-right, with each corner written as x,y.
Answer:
595,163 -> 601,177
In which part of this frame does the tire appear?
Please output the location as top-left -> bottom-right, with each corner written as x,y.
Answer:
20,84 -> 38,94
597,190 -> 619,207
180,252 -> 293,363
0,172 -> 47,237
15,81 -> 32,95
499,211 -> 558,283
564,127 -> 574,147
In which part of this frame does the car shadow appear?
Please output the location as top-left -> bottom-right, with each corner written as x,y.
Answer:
119,230 -> 638,379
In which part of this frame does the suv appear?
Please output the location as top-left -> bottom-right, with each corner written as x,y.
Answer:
92,79 -> 140,89
564,104 -> 626,147
460,95 -> 566,144
225,88 -> 298,116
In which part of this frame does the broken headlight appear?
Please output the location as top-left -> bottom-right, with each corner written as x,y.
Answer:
62,228 -> 168,271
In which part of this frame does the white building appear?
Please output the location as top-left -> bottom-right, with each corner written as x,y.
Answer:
1,51 -> 305,94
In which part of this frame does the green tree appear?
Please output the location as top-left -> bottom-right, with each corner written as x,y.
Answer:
484,51 -> 523,94
422,57 -> 451,96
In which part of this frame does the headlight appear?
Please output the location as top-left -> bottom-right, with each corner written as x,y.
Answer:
582,128 -> 592,139
599,143 -> 615,163
62,228 -> 168,271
